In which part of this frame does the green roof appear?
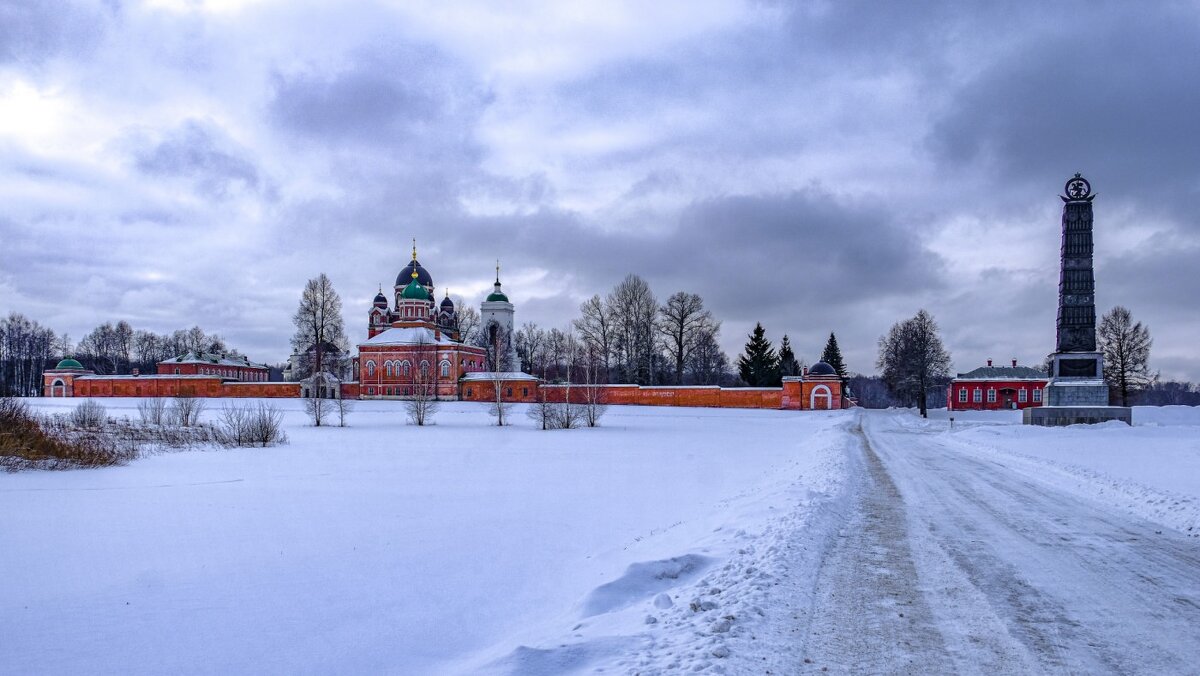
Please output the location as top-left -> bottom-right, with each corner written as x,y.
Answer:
55,358 -> 84,370
401,278 -> 430,300
486,290 -> 509,302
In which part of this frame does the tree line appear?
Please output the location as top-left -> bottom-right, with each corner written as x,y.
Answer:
0,311 -> 244,396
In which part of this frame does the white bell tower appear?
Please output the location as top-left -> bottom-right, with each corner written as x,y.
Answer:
480,261 -> 521,371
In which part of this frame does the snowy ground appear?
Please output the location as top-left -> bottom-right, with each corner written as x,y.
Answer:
4,401 -> 1200,674
1,399 -> 851,675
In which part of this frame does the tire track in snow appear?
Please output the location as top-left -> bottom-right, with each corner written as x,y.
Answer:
798,419 -> 955,673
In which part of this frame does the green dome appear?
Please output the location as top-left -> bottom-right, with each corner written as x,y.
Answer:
55,358 -> 84,370
486,290 -> 509,302
400,278 -> 430,300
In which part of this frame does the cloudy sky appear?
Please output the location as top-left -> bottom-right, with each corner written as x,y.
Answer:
3,0 -> 1198,379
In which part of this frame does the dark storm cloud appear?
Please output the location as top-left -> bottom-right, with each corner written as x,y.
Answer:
267,44 -> 491,159
126,119 -> 262,199
929,4 -> 1200,219
0,0 -> 114,65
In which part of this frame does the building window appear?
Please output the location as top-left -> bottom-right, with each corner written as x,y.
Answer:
385,361 -> 393,377
958,388 -> 967,403
421,361 -> 430,377
987,389 -> 996,403
973,388 -> 982,403
466,388 -> 473,397
402,361 -> 411,376
367,361 -> 376,377
368,387 -> 375,395
1033,388 -> 1042,402
522,387 -> 528,397
1018,388 -> 1028,402
440,360 -> 451,377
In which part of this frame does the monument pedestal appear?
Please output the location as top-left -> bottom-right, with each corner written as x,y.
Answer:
1026,352 -> 1131,426
1023,405 -> 1131,426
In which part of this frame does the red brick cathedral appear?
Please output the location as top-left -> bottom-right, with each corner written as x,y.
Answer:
357,245 -> 490,399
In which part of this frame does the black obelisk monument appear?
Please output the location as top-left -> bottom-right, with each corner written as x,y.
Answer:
1025,174 -> 1131,425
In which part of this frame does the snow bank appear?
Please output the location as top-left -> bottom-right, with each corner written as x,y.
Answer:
2,399 -> 854,674
923,406 -> 1200,536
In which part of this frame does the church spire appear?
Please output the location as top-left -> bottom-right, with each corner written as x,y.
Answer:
412,238 -> 418,261
495,259 -> 500,284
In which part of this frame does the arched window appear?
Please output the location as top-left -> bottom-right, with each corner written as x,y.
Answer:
440,360 -> 451,377
385,361 -> 393,377
420,361 -> 430,377
51,378 -> 65,397
402,361 -> 411,376
367,360 -> 376,377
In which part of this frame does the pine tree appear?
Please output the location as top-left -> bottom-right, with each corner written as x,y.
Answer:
778,334 -> 801,378
820,332 -> 848,381
737,323 -> 780,386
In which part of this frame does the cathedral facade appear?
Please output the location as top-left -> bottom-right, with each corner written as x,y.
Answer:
357,246 -> 509,399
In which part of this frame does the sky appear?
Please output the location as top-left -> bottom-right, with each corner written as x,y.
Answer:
2,0 -> 1198,380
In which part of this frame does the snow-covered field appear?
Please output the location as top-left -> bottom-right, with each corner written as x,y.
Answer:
5,400 -> 1200,674
924,406 -> 1200,536
1,399 -> 852,674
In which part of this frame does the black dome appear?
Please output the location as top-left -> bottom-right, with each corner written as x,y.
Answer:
440,295 -> 455,308
808,361 -> 836,376
373,292 -> 388,306
396,259 -> 433,288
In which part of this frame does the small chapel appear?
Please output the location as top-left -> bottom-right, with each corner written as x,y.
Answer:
357,244 -> 519,399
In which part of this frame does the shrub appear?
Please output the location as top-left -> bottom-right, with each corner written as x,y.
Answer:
216,402 -> 287,447
170,392 -> 205,427
1,397 -> 136,471
70,400 -> 107,428
137,398 -> 168,426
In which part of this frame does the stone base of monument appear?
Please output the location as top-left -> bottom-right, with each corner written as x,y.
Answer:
1044,377 -> 1109,406
1023,405 -> 1132,426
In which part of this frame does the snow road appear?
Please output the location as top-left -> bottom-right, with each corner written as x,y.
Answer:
800,410 -> 1200,674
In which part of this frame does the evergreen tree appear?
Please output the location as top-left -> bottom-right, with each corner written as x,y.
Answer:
737,323 -> 780,386
778,334 -> 801,378
820,332 -> 848,381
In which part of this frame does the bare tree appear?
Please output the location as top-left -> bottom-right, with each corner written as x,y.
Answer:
657,291 -> 716,385
1099,305 -> 1154,406
579,356 -> 608,427
404,361 -> 440,426
170,390 -> 206,427
488,375 -> 513,426
334,396 -> 355,427
688,326 -> 730,385
453,302 -> 481,344
608,274 -> 658,384
304,395 -> 329,427
1,313 -> 60,396
574,294 -> 613,383
515,322 -> 546,377
291,273 -> 347,380
877,309 -> 952,418
137,398 -> 168,426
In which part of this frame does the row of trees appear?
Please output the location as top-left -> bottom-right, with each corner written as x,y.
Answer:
736,324 -> 849,387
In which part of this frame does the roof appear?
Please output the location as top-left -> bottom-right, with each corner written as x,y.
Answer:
360,326 -> 460,346
486,290 -> 509,302
808,361 -> 836,376
54,358 -> 84,370
400,278 -> 430,300
162,351 -> 268,369
395,259 -> 433,288
460,371 -> 539,382
954,365 -> 1048,381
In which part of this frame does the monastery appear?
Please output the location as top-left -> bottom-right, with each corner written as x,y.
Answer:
43,246 -> 848,411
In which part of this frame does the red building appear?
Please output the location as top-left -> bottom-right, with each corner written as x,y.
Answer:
358,248 -> 490,399
948,359 -> 1049,411
157,351 -> 270,381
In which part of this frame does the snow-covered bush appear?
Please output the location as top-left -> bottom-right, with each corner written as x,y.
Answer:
70,400 -> 106,429
137,398 -> 167,426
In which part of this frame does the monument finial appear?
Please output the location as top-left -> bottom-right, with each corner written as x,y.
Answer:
412,238 -> 418,261
1063,173 -> 1092,201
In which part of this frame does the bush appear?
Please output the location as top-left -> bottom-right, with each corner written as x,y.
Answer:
70,400 -> 107,428
170,393 -> 205,427
216,402 -> 287,447
137,398 -> 168,426
1,397 -> 136,471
